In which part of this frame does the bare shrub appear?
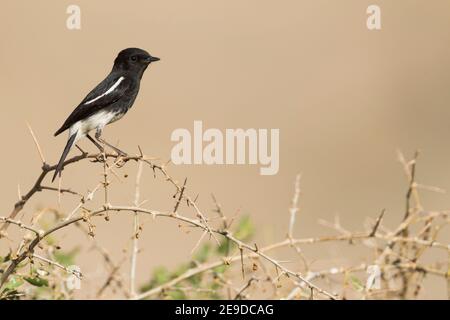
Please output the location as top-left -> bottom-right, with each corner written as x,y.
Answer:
0,128 -> 448,300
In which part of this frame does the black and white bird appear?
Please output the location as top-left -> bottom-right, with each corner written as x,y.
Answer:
52,48 -> 160,182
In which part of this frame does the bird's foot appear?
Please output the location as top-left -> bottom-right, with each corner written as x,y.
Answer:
110,146 -> 127,157
114,155 -> 127,168
115,150 -> 128,157
93,152 -> 107,163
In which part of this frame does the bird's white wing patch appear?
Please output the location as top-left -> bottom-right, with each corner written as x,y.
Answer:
84,76 -> 125,105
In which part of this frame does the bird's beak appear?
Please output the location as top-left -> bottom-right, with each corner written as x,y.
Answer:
146,56 -> 160,63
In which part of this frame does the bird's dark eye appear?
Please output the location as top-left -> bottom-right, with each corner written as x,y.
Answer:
130,56 -> 137,62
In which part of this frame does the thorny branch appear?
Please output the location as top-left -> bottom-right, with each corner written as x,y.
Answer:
0,128 -> 449,300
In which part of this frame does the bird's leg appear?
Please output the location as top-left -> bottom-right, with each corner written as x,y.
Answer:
87,134 -> 104,152
95,130 -> 128,156
87,133 -> 106,162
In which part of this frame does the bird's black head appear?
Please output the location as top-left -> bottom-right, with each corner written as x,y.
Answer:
113,48 -> 160,76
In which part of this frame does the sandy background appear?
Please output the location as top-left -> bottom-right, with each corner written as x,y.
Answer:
1,0 -> 450,298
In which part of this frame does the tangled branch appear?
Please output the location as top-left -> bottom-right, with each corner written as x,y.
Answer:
0,127 -> 449,300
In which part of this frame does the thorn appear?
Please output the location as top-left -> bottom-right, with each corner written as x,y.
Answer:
57,176 -> 62,206
17,183 -> 22,201
240,247 -> 245,279
173,178 -> 187,213
26,121 -> 46,164
370,209 -> 385,237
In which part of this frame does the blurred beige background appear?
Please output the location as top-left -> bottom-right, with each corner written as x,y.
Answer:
1,0 -> 450,298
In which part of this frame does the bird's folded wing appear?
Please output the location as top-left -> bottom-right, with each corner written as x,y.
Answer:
54,76 -> 130,136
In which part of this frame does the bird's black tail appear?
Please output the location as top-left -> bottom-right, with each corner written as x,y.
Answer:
52,133 -> 77,182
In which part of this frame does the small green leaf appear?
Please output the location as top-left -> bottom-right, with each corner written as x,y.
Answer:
349,276 -> 364,291
1,251 -> 12,264
173,264 -> 189,278
167,288 -> 187,300
4,276 -> 24,290
194,244 -> 211,263
44,235 -> 56,246
210,282 -> 221,290
53,248 -> 79,267
213,265 -> 228,274
216,238 -> 230,255
24,276 -> 49,287
0,288 -> 21,300
186,272 -> 202,286
234,216 -> 254,241
153,267 -> 171,285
